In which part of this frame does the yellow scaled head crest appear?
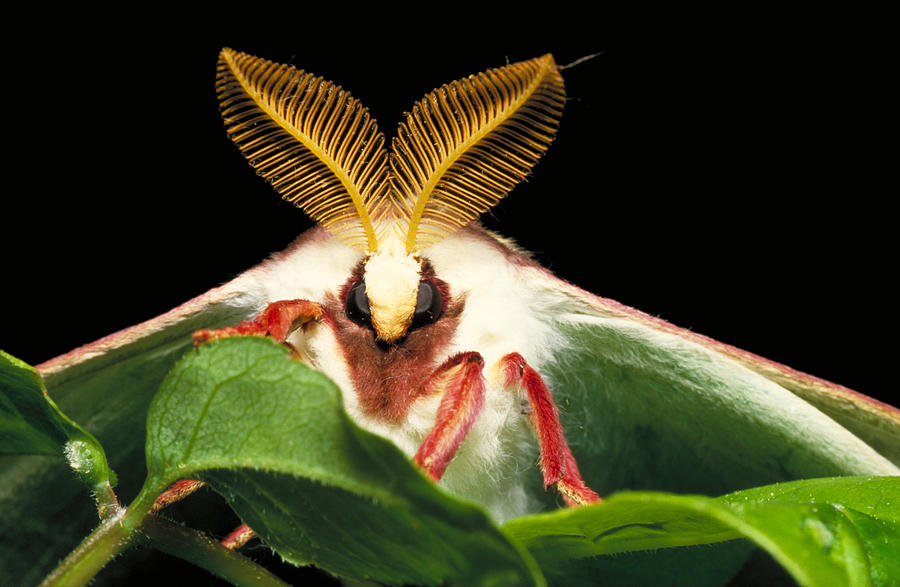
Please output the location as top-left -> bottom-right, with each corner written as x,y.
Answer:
216,48 -> 566,340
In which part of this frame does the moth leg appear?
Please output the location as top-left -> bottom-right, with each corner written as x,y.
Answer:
413,352 -> 487,480
151,480 -> 257,549
151,479 -> 205,513
500,352 -> 601,506
193,299 -> 324,344
221,523 -> 256,550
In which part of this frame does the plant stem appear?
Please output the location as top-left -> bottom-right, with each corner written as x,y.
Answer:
39,507 -> 132,587
40,485 -> 158,587
139,516 -> 290,587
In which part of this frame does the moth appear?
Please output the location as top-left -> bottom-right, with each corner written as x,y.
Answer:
3,49 -> 898,575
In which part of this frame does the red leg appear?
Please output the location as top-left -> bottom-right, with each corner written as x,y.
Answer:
413,352 -> 486,480
193,299 -> 324,344
152,480 -> 257,550
221,523 -> 256,550
501,352 -> 601,506
151,479 -> 205,513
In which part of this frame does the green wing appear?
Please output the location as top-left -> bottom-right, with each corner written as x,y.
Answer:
536,271 -> 899,498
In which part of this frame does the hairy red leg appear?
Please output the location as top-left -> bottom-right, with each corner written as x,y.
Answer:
501,352 -> 601,506
151,479 -> 205,513
193,299 -> 324,344
221,523 -> 256,550
413,352 -> 486,480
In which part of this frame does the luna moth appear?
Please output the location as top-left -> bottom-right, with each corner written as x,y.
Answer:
1,48 -> 898,584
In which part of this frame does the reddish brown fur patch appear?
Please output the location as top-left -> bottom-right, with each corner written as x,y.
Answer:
324,268 -> 463,423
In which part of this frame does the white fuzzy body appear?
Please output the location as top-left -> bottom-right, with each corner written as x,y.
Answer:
230,227 -> 559,522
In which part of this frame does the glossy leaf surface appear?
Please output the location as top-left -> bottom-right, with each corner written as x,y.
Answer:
504,476 -> 900,586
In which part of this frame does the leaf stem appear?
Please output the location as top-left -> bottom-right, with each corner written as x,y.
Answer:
92,480 -> 120,519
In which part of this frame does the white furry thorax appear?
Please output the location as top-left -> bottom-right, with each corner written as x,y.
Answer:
251,226 -> 561,522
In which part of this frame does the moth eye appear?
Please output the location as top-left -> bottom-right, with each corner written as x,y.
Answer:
411,280 -> 442,329
345,279 -> 371,328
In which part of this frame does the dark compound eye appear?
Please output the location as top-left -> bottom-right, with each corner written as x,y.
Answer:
345,278 -> 443,332
345,279 -> 371,328
411,280 -> 442,329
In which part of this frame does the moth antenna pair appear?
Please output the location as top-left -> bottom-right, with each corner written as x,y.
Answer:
216,48 -> 565,255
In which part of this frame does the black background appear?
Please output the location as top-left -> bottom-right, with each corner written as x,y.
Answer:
3,18 -> 894,407
1,9 -> 894,586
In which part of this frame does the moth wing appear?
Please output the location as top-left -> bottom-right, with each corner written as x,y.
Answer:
0,227 -> 359,585
521,264 -> 899,497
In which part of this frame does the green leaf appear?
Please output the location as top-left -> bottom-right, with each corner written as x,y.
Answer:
503,476 -> 900,586
720,477 -> 900,586
139,336 -> 541,586
0,350 -> 112,488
